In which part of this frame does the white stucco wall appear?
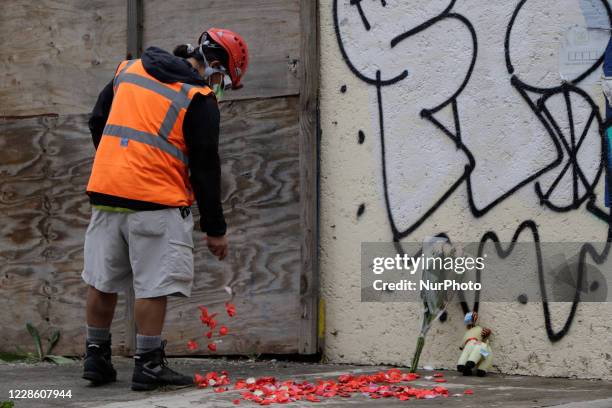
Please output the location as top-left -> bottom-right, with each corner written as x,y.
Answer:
319,0 -> 612,379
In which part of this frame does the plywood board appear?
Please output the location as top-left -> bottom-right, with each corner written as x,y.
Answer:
142,0 -> 301,101
297,0 -> 320,355
0,96 -> 300,355
164,97 -> 301,355
0,0 -> 126,116
0,114 -> 129,354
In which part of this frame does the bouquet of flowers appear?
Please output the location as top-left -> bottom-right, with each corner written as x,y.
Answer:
409,237 -> 465,373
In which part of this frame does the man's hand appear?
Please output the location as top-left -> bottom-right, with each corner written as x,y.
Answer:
205,234 -> 229,261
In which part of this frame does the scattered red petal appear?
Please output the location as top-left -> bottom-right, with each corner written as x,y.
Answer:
255,376 -> 276,385
432,386 -> 448,395
208,318 -> 218,330
338,374 -> 352,383
194,373 -> 206,388
195,305 -> 462,405
225,302 -> 237,317
402,372 -> 420,381
464,388 -> 474,395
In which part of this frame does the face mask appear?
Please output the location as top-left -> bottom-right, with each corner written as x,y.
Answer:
211,82 -> 224,100
208,73 -> 232,101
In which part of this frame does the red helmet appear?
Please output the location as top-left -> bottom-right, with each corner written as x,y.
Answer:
200,28 -> 249,89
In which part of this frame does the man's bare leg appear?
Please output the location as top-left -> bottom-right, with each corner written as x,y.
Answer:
132,296 -> 193,391
135,296 -> 167,336
86,286 -> 118,328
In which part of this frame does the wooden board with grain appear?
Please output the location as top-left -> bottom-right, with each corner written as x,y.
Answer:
0,97 -> 300,355
297,0 -> 320,355
0,0 -> 126,117
142,0 -> 301,101
0,114 -> 129,354
164,97 -> 301,355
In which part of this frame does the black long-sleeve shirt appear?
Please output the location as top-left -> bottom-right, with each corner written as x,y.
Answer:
88,79 -> 227,236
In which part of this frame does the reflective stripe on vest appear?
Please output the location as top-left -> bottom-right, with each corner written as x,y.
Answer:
113,67 -> 199,143
158,83 -> 193,141
113,59 -> 136,92
102,124 -> 189,164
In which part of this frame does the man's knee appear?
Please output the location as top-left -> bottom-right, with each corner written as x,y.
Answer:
89,286 -> 118,298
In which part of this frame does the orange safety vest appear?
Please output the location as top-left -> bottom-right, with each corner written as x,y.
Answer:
87,59 -> 214,207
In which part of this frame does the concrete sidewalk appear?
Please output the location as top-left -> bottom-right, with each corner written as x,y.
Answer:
1,357 -> 612,408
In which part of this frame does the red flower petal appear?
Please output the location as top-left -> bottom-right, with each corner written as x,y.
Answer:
433,373 -> 444,377
208,343 -> 217,352
434,379 -> 447,383
233,399 -> 240,405
226,302 -> 237,317
208,318 -> 218,330
194,373 -> 205,387
402,372 -> 419,381
464,389 -> 474,395
433,386 -> 448,395
338,374 -> 352,383
206,331 -> 213,339
219,326 -> 229,336
187,340 -> 198,351
198,305 -> 208,317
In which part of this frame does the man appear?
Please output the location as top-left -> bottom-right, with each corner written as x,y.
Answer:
81,28 -> 249,391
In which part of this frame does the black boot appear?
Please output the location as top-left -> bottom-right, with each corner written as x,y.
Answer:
463,360 -> 475,376
131,340 -> 194,391
83,338 -> 117,385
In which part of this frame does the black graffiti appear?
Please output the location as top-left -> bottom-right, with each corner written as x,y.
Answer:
334,1 -> 408,86
350,0 -> 388,31
335,0 -> 612,342
475,218 -> 612,341
533,86 -> 603,211
357,203 -> 366,218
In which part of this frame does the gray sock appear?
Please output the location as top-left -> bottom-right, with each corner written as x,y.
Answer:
86,325 -> 111,344
136,334 -> 162,355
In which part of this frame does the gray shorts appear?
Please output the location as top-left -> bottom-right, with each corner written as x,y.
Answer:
82,207 -> 195,298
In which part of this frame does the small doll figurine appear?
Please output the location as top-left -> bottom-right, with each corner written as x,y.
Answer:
457,312 -> 493,377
